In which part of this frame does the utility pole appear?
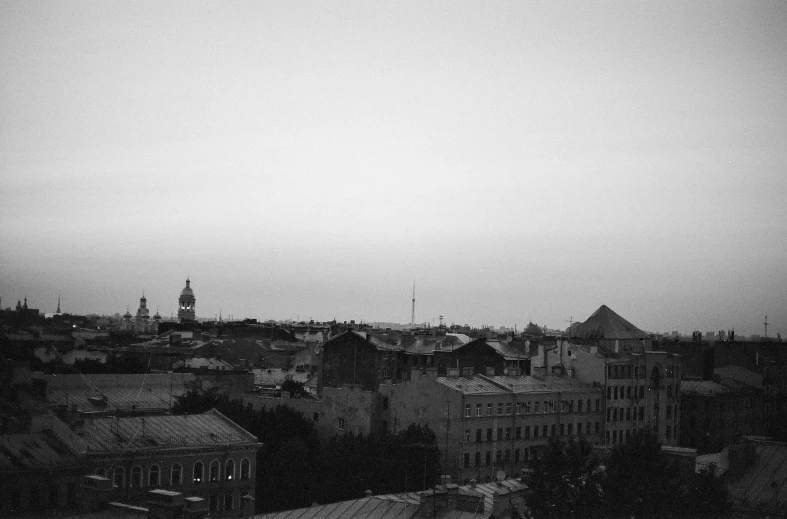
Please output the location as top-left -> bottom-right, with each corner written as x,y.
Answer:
411,281 -> 416,328
764,315 -> 768,338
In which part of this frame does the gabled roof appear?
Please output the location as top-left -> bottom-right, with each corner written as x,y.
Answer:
79,409 -> 259,454
0,431 -> 83,471
572,305 -> 649,340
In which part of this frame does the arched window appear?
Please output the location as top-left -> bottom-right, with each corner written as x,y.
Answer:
113,467 -> 125,489
171,464 -> 182,486
209,460 -> 219,482
240,458 -> 250,481
193,462 -> 204,484
95,467 -> 106,478
130,466 -> 142,488
225,459 -> 235,481
149,465 -> 160,487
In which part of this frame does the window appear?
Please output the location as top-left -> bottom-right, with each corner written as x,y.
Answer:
496,450 -> 502,462
498,403 -> 503,415
383,397 -> 389,410
534,402 -> 540,413
464,453 -> 470,468
639,407 -> 644,421
240,459 -> 250,481
666,426 -> 672,439
497,428 -> 503,440
626,408 -> 631,421
516,402 -> 523,414
607,408 -> 611,422
130,466 -> 142,488
476,404 -> 482,416
464,429 -> 471,442
596,399 -> 601,411
113,467 -> 125,489
338,418 -> 345,431
193,462 -> 204,484
224,494 -> 233,511
543,425 -> 548,437
225,459 -> 235,481
487,403 -> 493,416
515,427 -> 521,439
551,424 -> 556,437
505,428 -> 511,440
596,422 -> 600,433
560,424 -> 565,436
515,449 -> 520,462
533,426 -> 539,438
607,386 -> 612,399
505,449 -> 510,461
577,400 -> 583,412
149,465 -> 160,487
577,423 -> 583,435
506,402 -> 512,415
465,404 -> 471,417
171,464 -> 182,485
568,423 -> 573,435
485,451 -> 491,466
210,495 -> 219,512
627,386 -> 632,398
487,428 -> 492,442
544,400 -> 549,413
475,452 -> 481,467
666,405 -> 672,419
476,429 -> 482,442
210,460 -> 220,483
613,386 -> 618,400
525,426 -> 531,439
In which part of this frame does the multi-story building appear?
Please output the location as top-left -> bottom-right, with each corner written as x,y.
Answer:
78,409 -> 261,516
680,374 -> 764,453
537,305 -> 682,446
385,369 -> 604,483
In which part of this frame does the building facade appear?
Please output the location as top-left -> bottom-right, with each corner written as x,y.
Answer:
384,369 -> 604,483
79,410 -> 261,517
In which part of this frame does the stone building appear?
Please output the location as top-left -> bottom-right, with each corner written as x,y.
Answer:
78,409 -> 261,516
382,369 -> 603,483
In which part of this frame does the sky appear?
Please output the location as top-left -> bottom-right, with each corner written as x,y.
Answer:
1,1 -> 786,336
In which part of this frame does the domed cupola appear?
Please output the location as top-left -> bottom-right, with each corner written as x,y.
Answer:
177,278 -> 196,322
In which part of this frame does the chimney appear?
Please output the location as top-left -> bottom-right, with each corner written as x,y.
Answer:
240,494 -> 255,518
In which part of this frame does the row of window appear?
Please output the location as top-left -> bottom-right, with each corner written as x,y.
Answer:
605,425 -> 675,444
465,422 -> 602,443
607,364 -> 647,380
462,445 -> 544,468
99,458 -> 251,489
463,398 -> 601,418
607,406 -> 645,423
5,483 -> 77,514
607,385 -> 645,400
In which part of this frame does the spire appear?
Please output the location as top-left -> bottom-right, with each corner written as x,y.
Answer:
56,291 -> 61,314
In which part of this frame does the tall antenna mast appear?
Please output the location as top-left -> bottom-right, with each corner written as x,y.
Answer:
411,281 -> 416,328
763,315 -> 768,338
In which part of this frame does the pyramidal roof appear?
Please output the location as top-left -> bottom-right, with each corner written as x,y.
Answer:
571,305 -> 649,340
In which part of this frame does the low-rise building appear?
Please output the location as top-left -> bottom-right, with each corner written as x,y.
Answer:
77,409 -> 262,516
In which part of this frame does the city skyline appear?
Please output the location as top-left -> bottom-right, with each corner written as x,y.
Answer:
2,2 -> 786,338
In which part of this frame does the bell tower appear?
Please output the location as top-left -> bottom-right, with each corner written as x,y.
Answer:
178,278 -> 196,322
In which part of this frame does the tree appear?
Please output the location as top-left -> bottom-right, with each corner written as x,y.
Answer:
528,436 -> 605,519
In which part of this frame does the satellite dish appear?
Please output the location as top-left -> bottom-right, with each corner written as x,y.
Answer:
496,470 -> 506,482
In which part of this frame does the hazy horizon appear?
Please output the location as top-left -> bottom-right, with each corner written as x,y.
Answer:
2,2 -> 785,337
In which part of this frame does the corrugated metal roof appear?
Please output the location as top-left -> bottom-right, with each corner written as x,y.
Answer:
48,384 -> 187,413
681,380 -> 734,396
438,375 -> 598,395
727,441 -> 787,514
256,497 -> 421,519
79,409 -> 258,453
438,377 -> 504,394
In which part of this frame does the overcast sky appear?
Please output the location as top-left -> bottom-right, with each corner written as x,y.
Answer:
1,1 -> 785,336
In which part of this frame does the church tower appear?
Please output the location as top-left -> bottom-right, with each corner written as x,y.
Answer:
178,278 -> 196,322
